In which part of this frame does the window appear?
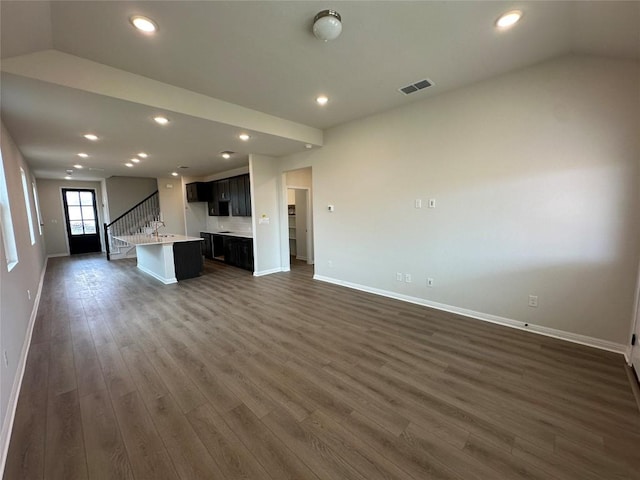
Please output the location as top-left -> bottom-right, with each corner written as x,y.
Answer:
32,181 -> 42,235
20,168 -> 35,245
0,149 -> 18,271
65,190 -> 97,235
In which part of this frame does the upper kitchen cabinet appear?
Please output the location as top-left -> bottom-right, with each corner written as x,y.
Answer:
185,182 -> 210,202
207,174 -> 251,217
217,179 -> 230,202
230,174 -> 251,216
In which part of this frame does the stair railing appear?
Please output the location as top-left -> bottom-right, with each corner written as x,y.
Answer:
104,190 -> 160,260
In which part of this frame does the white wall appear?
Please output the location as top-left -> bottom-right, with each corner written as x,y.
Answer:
0,122 -> 46,468
250,154 -> 282,275
276,55 -> 640,346
157,177 -> 185,235
104,176 -> 158,220
36,179 -> 105,256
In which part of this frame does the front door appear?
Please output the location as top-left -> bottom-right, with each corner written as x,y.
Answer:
62,188 -> 101,254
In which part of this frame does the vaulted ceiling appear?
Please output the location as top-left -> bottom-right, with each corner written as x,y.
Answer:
1,1 -> 638,180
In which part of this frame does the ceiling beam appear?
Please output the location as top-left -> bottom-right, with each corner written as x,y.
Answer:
1,49 -> 323,147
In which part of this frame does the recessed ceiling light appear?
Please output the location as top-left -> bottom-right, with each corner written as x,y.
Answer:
77,152 -> 89,158
238,133 -> 251,141
137,152 -> 148,158
496,10 -> 523,29
171,172 -> 179,177
74,164 -> 83,169
83,134 -> 98,141
125,163 -> 134,168
154,116 -> 169,125
305,144 -> 313,149
316,95 -> 329,106
64,176 -> 73,180
221,151 -> 234,159
130,15 -> 157,33
131,158 -> 140,163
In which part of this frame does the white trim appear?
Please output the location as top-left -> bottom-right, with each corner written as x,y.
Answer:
253,267 -> 284,277
313,274 -> 627,356
137,264 -> 177,285
0,258 -> 47,474
47,253 -> 70,258
296,255 -> 308,261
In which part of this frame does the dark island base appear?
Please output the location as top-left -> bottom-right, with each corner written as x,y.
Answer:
173,241 -> 204,280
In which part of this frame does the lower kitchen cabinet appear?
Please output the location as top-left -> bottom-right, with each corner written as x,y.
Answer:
224,237 -> 254,271
200,232 -> 253,271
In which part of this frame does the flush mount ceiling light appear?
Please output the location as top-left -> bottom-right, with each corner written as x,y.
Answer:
125,163 -> 134,168
130,15 -> 157,33
137,152 -> 148,158
83,133 -> 98,141
221,151 -> 234,159
64,176 -> 73,180
495,10 -> 523,29
77,152 -> 89,158
238,133 -> 251,141
74,164 -> 83,169
316,95 -> 329,106
154,116 -> 169,125
313,10 -> 342,41
171,172 -> 179,177
131,158 -> 140,163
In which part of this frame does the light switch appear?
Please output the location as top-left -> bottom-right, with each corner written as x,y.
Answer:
415,199 -> 422,209
328,205 -> 335,212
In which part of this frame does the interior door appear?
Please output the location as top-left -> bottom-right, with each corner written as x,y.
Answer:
62,188 -> 101,254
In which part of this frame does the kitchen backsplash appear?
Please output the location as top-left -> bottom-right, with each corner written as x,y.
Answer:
206,215 -> 253,233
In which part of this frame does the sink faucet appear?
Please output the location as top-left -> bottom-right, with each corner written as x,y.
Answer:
152,220 -> 166,239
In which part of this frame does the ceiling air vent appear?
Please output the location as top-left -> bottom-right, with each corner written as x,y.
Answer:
399,78 -> 433,95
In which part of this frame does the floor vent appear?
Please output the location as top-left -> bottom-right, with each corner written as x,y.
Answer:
399,78 -> 433,95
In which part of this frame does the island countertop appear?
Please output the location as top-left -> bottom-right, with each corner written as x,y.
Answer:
114,234 -> 204,246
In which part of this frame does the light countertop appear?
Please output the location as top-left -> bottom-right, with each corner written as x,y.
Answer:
114,234 -> 204,246
201,231 -> 253,239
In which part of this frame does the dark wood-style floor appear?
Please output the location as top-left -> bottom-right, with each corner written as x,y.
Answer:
4,254 -> 640,479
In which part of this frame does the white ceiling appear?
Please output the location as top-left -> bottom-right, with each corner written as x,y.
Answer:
1,1 -> 638,181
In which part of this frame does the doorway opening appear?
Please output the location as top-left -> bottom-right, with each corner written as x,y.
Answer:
283,167 -> 314,274
62,188 -> 102,255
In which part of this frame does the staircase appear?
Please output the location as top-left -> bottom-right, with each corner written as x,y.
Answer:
104,191 -> 160,260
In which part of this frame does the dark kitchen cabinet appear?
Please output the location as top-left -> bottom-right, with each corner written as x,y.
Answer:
206,175 -> 250,216
217,179 -> 230,202
173,241 -> 204,280
186,182 -> 210,203
200,233 -> 213,259
224,237 -> 253,271
229,174 -> 251,216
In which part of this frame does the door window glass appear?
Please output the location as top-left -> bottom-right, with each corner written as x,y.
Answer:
65,190 -> 97,235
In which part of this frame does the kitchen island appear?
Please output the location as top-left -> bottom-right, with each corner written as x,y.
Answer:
114,234 -> 204,284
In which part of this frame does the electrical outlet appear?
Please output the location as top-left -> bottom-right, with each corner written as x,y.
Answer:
3,351 -> 8,368
27,289 -> 31,300
427,278 -> 434,287
396,272 -> 403,281
405,274 -> 412,283
528,295 -> 538,307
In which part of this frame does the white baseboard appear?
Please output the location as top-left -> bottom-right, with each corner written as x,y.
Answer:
253,267 -> 284,277
0,258 -> 48,475
137,265 -> 176,285
296,255 -> 307,261
313,274 -> 627,356
47,253 -> 68,258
